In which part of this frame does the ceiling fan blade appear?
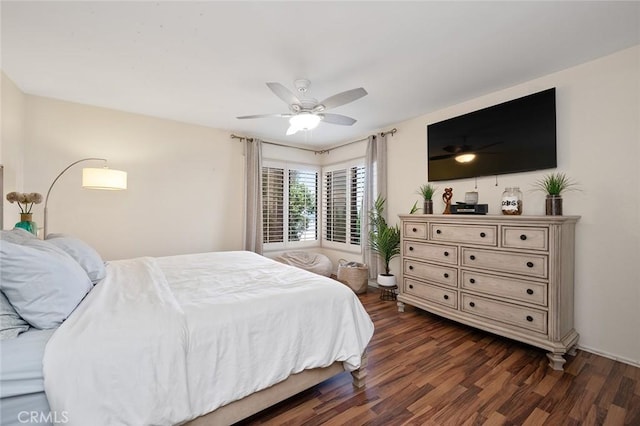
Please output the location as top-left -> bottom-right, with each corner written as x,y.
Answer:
236,113 -> 292,119
318,88 -> 368,111
429,154 -> 455,161
266,82 -> 301,106
320,113 -> 357,126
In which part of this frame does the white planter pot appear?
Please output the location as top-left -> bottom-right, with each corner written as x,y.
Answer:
377,274 -> 397,287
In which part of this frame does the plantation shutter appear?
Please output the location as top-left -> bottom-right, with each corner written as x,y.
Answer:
350,166 -> 365,245
288,169 -> 318,242
262,166 -> 284,243
324,169 -> 347,243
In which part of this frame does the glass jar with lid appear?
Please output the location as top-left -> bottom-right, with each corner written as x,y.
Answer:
501,187 -> 523,215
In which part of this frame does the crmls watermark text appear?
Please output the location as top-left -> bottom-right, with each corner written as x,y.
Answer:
17,411 -> 69,424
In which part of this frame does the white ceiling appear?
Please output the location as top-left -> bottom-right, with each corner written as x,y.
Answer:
2,1 -> 639,148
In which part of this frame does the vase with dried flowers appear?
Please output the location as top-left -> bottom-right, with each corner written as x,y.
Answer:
6,192 -> 43,235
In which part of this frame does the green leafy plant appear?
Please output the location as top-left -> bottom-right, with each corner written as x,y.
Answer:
534,172 -> 579,196
409,201 -> 419,214
417,184 -> 437,201
368,196 -> 401,276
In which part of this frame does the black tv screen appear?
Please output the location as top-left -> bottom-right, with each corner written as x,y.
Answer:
427,88 -> 557,181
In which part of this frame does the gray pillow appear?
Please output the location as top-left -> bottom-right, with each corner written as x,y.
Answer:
46,234 -> 106,284
0,291 -> 30,340
0,239 -> 93,329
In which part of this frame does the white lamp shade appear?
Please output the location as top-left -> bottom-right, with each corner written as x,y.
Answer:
82,168 -> 127,190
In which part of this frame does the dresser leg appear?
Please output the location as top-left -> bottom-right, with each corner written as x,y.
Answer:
567,345 -> 578,356
546,352 -> 567,371
397,301 -> 405,313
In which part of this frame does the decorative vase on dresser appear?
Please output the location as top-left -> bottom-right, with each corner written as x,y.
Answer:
397,214 -> 580,371
15,213 -> 37,236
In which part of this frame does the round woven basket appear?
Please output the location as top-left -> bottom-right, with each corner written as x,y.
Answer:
337,260 -> 369,294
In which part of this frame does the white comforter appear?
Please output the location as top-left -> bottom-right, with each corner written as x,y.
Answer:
43,251 -> 374,425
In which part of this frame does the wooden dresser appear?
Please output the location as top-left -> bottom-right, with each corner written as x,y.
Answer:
397,214 -> 580,370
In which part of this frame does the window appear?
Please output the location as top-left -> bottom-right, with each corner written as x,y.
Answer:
262,162 -> 319,248
322,160 -> 365,252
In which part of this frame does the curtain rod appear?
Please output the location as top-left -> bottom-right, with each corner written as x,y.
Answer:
230,128 -> 397,155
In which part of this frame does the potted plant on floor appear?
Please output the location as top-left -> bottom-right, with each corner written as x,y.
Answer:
534,172 -> 579,216
417,184 -> 437,214
368,196 -> 401,287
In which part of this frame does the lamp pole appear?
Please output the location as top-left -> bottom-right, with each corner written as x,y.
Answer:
43,158 -> 106,238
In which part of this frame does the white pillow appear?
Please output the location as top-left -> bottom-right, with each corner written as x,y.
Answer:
0,239 -> 92,329
46,234 -> 106,284
0,290 -> 30,339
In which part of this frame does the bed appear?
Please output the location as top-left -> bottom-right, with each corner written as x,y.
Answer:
0,229 -> 374,425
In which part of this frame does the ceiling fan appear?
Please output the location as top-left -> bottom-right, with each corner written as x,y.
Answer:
236,79 -> 367,135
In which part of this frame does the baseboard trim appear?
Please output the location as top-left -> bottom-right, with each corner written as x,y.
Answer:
577,344 -> 640,368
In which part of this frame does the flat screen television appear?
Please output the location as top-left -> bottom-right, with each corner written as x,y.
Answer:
427,88 -> 557,182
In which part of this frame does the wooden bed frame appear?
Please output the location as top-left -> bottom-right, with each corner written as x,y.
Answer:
185,352 -> 368,425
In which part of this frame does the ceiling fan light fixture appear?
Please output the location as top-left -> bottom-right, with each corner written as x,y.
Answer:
455,153 -> 476,163
288,113 -> 321,132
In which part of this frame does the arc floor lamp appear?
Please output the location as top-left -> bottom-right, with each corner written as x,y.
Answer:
44,157 -> 127,238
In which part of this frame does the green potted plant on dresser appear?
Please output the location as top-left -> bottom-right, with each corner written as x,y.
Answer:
417,184 -> 437,214
368,196 -> 401,287
534,172 -> 579,215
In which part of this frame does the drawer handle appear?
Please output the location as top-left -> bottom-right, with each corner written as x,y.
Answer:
409,284 -> 414,289
444,295 -> 449,300
520,234 -> 527,241
526,289 -> 534,295
444,251 -> 450,257
526,261 -> 534,268
469,278 -> 476,284
409,265 -> 414,270
480,232 -> 486,238
470,255 -> 476,260
436,229 -> 442,234
409,246 -> 414,251
444,273 -> 449,278
412,227 -> 417,232
526,315 -> 534,322
469,302 -> 476,308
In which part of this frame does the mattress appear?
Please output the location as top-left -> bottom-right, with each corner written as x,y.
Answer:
0,328 -> 55,425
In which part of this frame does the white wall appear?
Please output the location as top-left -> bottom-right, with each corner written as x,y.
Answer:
19,96 -> 244,261
385,46 -> 640,365
1,73 -> 26,229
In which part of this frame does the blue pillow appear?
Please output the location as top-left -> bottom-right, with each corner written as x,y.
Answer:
0,228 -> 37,245
0,239 -> 92,329
0,290 -> 30,340
46,234 -> 106,284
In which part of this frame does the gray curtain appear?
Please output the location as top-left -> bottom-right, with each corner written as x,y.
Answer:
362,133 -> 388,278
243,138 -> 263,254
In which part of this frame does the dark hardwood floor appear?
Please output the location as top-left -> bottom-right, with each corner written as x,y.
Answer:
238,288 -> 640,425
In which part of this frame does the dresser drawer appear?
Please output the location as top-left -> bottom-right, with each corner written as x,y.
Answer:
460,270 -> 547,306
461,293 -> 547,334
404,241 -> 458,265
430,223 -> 498,246
502,226 -> 549,251
404,259 -> 457,287
405,278 -> 457,309
404,222 -> 427,239
461,247 -> 548,278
